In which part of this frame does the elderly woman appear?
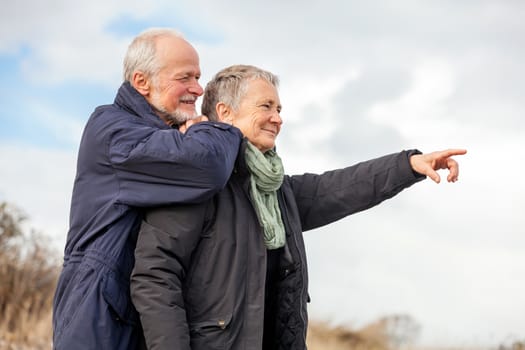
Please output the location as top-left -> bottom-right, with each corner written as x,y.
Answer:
131,65 -> 466,350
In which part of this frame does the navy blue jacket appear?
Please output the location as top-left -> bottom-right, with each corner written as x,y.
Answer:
52,82 -> 242,350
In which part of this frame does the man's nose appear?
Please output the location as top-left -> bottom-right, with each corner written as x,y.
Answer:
189,80 -> 204,96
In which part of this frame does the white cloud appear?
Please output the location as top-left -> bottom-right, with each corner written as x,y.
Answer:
0,143 -> 76,251
370,59 -> 455,123
0,0 -> 152,85
1,0 -> 524,347
24,99 -> 86,147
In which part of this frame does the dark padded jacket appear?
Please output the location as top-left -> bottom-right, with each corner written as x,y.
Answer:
52,82 -> 242,350
131,142 -> 425,350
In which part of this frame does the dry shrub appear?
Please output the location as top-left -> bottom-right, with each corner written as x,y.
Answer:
499,339 -> 525,350
307,314 -> 420,350
0,203 -> 60,350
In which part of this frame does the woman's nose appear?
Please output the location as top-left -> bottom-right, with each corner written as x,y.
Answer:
271,112 -> 283,125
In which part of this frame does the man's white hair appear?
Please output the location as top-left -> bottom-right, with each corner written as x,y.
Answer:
122,28 -> 185,82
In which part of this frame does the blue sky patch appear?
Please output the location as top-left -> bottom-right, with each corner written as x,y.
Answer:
1,58 -> 114,150
105,10 -> 222,44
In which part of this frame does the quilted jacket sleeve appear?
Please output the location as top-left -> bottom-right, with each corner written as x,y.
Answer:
287,150 -> 426,231
130,203 -> 209,350
84,106 -> 243,206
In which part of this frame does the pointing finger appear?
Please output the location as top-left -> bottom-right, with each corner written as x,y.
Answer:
438,148 -> 467,159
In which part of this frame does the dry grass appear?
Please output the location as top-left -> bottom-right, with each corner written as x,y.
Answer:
307,314 -> 420,350
1,201 -> 523,350
0,203 -> 58,350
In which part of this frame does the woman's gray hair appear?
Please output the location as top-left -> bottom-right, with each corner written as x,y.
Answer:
201,65 -> 279,122
123,28 -> 184,82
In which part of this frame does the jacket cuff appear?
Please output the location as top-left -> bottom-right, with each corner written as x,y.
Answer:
404,149 -> 427,180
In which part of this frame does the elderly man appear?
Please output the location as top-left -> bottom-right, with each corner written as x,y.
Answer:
52,29 -> 242,350
130,64 -> 466,350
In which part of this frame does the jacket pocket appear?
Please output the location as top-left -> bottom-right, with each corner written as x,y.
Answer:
54,262 -> 97,337
189,313 -> 233,349
102,273 -> 139,326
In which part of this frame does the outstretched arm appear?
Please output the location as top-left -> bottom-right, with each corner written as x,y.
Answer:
289,150 -> 426,231
409,148 -> 467,183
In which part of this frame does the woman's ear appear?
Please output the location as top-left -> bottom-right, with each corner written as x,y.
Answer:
216,102 -> 233,124
131,71 -> 151,97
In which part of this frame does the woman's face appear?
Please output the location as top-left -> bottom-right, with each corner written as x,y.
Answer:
230,78 -> 283,153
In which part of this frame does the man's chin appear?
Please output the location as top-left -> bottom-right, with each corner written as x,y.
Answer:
179,109 -> 198,119
169,109 -> 198,124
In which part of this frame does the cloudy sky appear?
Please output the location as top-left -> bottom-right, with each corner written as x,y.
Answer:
1,0 -> 524,347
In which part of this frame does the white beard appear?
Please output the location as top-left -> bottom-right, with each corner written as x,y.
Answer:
164,109 -> 197,125
150,91 -> 198,125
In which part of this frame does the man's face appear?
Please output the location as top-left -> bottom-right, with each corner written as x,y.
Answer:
230,78 -> 283,153
147,36 -> 204,125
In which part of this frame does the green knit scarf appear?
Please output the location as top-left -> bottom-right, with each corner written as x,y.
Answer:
244,141 -> 286,250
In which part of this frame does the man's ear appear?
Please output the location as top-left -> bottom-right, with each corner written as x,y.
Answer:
131,71 -> 150,97
216,102 -> 233,124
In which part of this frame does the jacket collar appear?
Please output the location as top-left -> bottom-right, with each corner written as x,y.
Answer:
233,138 -> 250,177
114,82 -> 169,130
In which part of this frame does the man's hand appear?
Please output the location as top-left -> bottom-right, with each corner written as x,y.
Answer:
410,149 -> 467,183
178,115 -> 209,133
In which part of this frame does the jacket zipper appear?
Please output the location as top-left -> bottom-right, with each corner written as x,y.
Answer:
278,189 -> 308,340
